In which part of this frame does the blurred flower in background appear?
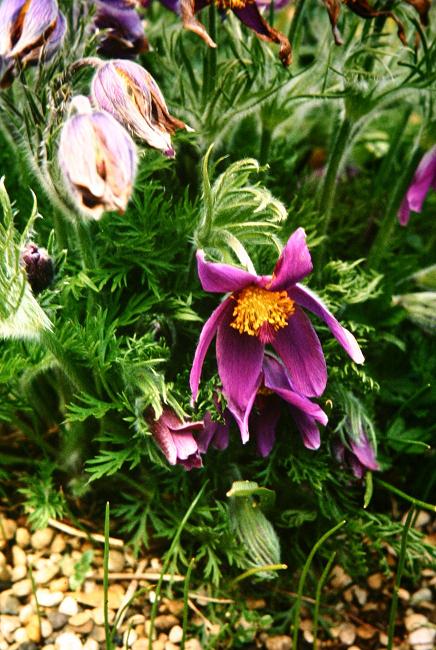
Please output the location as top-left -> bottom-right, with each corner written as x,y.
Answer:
93,0 -> 148,58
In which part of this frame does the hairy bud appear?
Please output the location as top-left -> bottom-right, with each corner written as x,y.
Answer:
20,243 -> 54,294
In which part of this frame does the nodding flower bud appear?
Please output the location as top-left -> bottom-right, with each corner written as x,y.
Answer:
58,96 -> 137,219
150,408 -> 203,470
0,0 -> 66,84
21,243 -> 54,294
91,59 -> 192,158
93,0 -> 148,59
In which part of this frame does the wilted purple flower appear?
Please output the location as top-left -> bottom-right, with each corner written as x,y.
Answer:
151,408 -> 203,469
58,97 -> 137,219
334,430 -> 379,479
20,243 -> 54,294
190,228 -> 364,442
0,0 -> 66,84
91,59 -> 191,158
93,0 -> 148,58
398,146 -> 436,226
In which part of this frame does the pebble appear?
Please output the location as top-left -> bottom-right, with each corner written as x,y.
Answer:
123,629 -> 138,647
76,587 -> 123,609
356,624 -> 376,640
68,611 -> 93,634
409,626 -> 436,650
0,518 -> 17,543
398,588 -> 410,601
265,635 -> 292,650
405,613 -> 429,632
90,626 -> 105,643
31,528 -> 54,550
83,641 -> 99,650
25,615 -> 41,643
330,565 -> 352,589
367,572 -> 383,589
164,600 -> 185,617
128,614 -> 145,626
35,589 -> 64,607
15,528 -> 31,549
379,631 -> 389,645
18,643 -> 38,650
132,641 -> 149,650
50,577 -> 69,593
34,564 -> 59,585
50,535 -> 66,554
164,643 -> 178,650
0,615 -> 20,642
185,641 -> 202,650
14,628 -> 29,643
152,643 -> 165,650
13,579 -> 32,598
58,596 -> 79,616
55,632 -> 83,650
47,612 -> 68,631
168,626 -> 183,644
19,604 -> 34,625
338,622 -> 356,645
12,545 -> 27,567
410,587 -> 432,604
353,585 -> 367,605
108,550 -> 125,572
11,566 -> 27,582
0,590 -> 20,614
154,615 -> 180,631
42,646 -> 55,650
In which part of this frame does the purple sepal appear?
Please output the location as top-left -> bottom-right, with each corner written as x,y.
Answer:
398,146 -> 436,226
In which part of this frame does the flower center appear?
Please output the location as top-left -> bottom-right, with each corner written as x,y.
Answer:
214,0 -> 251,9
230,286 -> 295,343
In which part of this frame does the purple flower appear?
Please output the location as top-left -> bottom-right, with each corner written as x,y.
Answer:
93,0 -> 148,58
398,146 -> 436,226
190,228 -> 364,442
334,429 -> 379,479
20,243 -> 54,294
91,59 -> 192,158
151,408 -> 203,469
58,97 -> 137,219
0,0 -> 66,84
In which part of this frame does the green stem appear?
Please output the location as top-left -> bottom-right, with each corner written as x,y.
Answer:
288,0 -> 307,44
292,520 -> 346,649
315,116 -> 352,270
75,220 -> 96,270
41,330 -> 95,395
103,502 -> 113,650
259,121 -> 272,165
376,479 -> 435,513
386,508 -> 414,650
180,558 -> 195,650
312,551 -> 336,650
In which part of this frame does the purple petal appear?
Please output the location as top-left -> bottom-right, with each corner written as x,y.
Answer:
216,308 -> 264,443
153,419 -> 178,465
289,408 -> 321,450
196,250 -> 258,293
398,197 -> 411,226
251,400 -> 280,457
272,307 -> 327,397
232,2 -> 291,66
269,228 -> 313,291
398,146 -> 436,225
263,355 -> 328,424
94,1 -> 147,58
6,0 -> 59,58
350,434 -> 379,471
172,431 -> 200,461
289,284 -> 365,365
198,411 -> 230,453
189,298 -> 232,401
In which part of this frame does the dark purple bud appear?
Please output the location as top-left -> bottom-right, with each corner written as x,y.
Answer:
93,0 -> 148,58
21,243 -> 54,294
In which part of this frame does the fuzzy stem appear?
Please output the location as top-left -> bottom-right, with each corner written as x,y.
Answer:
75,220 -> 96,270
386,507 -> 414,650
315,116 -> 352,270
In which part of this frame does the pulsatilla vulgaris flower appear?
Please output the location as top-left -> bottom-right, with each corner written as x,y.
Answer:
190,228 -> 364,441
20,243 -> 54,294
58,96 -> 137,219
334,430 -> 379,479
398,146 -> 436,226
151,408 -> 203,469
0,0 -> 66,85
172,0 -> 291,66
91,59 -> 191,158
93,0 -> 148,58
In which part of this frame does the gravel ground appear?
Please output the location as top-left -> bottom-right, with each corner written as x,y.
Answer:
0,510 -> 434,650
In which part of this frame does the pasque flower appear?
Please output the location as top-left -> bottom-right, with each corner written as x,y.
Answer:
156,0 -> 291,66
58,96 -> 137,219
91,59 -> 191,158
334,429 -> 379,479
0,0 -> 66,84
93,0 -> 148,58
20,243 -> 54,294
151,408 -> 203,469
398,146 -> 436,226
190,228 -> 364,441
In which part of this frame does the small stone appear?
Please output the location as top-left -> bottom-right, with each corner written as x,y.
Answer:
34,564 -> 59,586
128,614 -> 145,626
42,646 -> 55,650
164,600 -> 185,617
58,596 -> 79,616
83,641 -> 99,650
14,627 -> 29,643
55,632 -> 83,650
12,546 -> 27,567
25,615 -> 41,643
47,612 -> 68,631
154,615 -> 180,631
303,629 -> 314,643
164,643 -> 178,650
246,597 -> 266,610
265,635 -> 292,650
40,620 -> 53,639
18,643 -> 39,650
108,550 -> 125,572
0,518 -> 17,542
35,589 -> 64,607
150,558 -> 162,571
13,579 -> 32,598
50,535 -> 66,554
184,641 -> 202,650
144,621 -> 157,640
405,613 -> 429,632
50,577 -> 69,592
410,587 -> 432,604
19,604 -> 35,625
31,528 -> 54,550
15,528 -> 31,549
11,566 -> 27,582
356,624 -> 376,640
413,510 -> 431,528
60,557 -> 76,578
367,573 -> 383,590
0,615 -> 20,642
90,626 -> 105,643
168,626 -> 183,644
379,631 -> 389,645
69,611 -> 93,634
353,586 -> 367,606
398,588 -> 410,601
76,586 -> 122,609
330,565 -> 352,589
152,643 -> 165,650
123,629 -> 138,647
348,647 -> 361,650
339,623 -> 356,645
409,627 -> 436,650
0,590 -> 20,614
132,641 -> 149,650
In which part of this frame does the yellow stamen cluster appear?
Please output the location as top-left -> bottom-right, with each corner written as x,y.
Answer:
214,0 -> 250,10
231,286 -> 295,338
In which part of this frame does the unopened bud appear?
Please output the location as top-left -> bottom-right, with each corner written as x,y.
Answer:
21,243 -> 54,294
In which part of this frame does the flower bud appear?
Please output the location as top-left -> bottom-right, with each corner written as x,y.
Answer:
93,0 -> 148,58
151,408 -> 203,470
58,96 -> 137,219
20,243 -> 54,294
91,59 -> 192,157
0,0 -> 66,84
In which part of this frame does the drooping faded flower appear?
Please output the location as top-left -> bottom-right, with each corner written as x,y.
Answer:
20,243 -> 54,294
190,228 -> 364,441
334,430 -> 379,479
151,408 -> 203,469
58,96 -> 137,219
0,0 -> 66,84
156,0 -> 291,66
91,59 -> 191,158
93,0 -> 148,58
398,146 -> 436,226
